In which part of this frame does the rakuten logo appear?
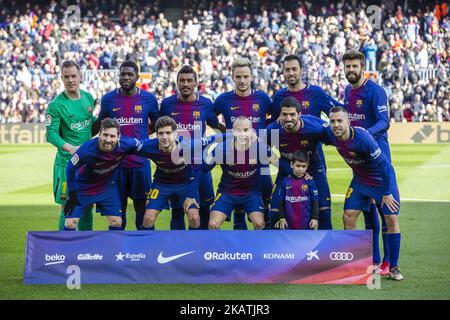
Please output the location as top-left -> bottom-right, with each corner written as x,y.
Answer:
45,254 -> 65,266
227,168 -> 258,178
70,119 -> 92,131
116,117 -> 143,126
178,123 -> 202,131
203,252 -> 253,261
348,113 -> 366,121
77,253 -> 103,261
285,195 -> 308,203
231,116 -> 260,124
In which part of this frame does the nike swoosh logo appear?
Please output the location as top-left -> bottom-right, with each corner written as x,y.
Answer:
157,161 -> 165,164
69,114 -> 75,118
286,186 -> 293,189
113,108 -> 120,111
231,107 -> 239,110
157,251 -> 195,264
281,144 -> 288,147
171,112 -> 180,116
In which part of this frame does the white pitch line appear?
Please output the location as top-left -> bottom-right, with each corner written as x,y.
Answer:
327,165 -> 450,171
332,194 -> 450,203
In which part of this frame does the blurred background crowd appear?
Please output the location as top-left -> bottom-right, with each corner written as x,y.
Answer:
0,0 -> 449,124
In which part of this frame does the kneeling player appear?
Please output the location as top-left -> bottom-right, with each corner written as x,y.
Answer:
324,107 -> 403,281
205,117 -> 273,230
138,116 -> 217,230
275,150 -> 319,230
64,118 -> 143,230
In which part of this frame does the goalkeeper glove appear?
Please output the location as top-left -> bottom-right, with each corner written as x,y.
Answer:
64,190 -> 78,216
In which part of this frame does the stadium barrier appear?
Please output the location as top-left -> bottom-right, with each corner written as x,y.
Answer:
24,230 -> 372,285
1,122 -> 449,144
388,123 -> 450,144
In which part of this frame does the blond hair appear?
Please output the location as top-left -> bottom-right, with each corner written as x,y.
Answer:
232,56 -> 253,75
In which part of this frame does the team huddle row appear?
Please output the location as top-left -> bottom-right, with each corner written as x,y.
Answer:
45,50 -> 403,279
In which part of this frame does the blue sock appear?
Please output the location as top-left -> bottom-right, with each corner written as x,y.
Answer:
188,226 -> 201,230
63,226 -> 76,231
318,208 -> 333,230
135,211 -> 144,231
388,233 -> 401,268
263,203 -> 271,230
199,206 -> 210,230
269,210 -> 280,229
121,210 -> 127,230
108,226 -> 122,231
233,209 -> 248,230
380,214 -> 390,264
170,208 -> 186,230
141,226 -> 155,230
363,205 -> 381,264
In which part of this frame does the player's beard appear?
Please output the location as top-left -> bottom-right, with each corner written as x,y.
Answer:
99,140 -> 117,152
345,70 -> 362,84
283,119 -> 298,131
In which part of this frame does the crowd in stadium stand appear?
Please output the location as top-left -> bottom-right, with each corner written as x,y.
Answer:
0,0 -> 449,124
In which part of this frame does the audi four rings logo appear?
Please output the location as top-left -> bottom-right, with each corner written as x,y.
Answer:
329,252 -> 354,261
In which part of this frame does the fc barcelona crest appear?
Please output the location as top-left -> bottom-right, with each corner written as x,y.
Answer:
356,100 -> 363,108
193,111 -> 200,119
300,140 -> 309,147
301,184 -> 309,192
302,101 -> 310,109
135,105 -> 143,113
252,104 -> 260,111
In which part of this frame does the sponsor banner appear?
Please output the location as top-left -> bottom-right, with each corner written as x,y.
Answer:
24,230 -> 371,285
388,123 -> 450,144
0,124 -> 47,144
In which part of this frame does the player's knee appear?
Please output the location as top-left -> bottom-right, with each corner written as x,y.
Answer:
384,214 -> 400,230
343,211 -> 358,229
187,210 -> 200,227
208,220 -> 221,230
253,220 -> 265,230
108,216 -> 122,227
143,215 -> 155,227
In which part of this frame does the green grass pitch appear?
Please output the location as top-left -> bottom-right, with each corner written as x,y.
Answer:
0,143 -> 449,300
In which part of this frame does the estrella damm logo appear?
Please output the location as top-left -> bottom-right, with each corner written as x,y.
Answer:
302,101 -> 310,109
301,140 -> 309,147
193,111 -> 200,119
345,187 -> 353,199
301,184 -> 308,192
134,105 -> 143,113
252,104 -> 260,111
356,100 -> 363,108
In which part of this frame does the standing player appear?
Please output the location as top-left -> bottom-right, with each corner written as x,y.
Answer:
270,54 -> 343,230
95,61 -> 159,230
275,150 -> 319,230
64,118 -> 144,230
266,97 -> 329,229
214,56 -> 273,229
45,60 -> 96,231
342,50 -> 391,273
324,107 -> 403,281
205,117 -> 271,230
159,65 -> 225,230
